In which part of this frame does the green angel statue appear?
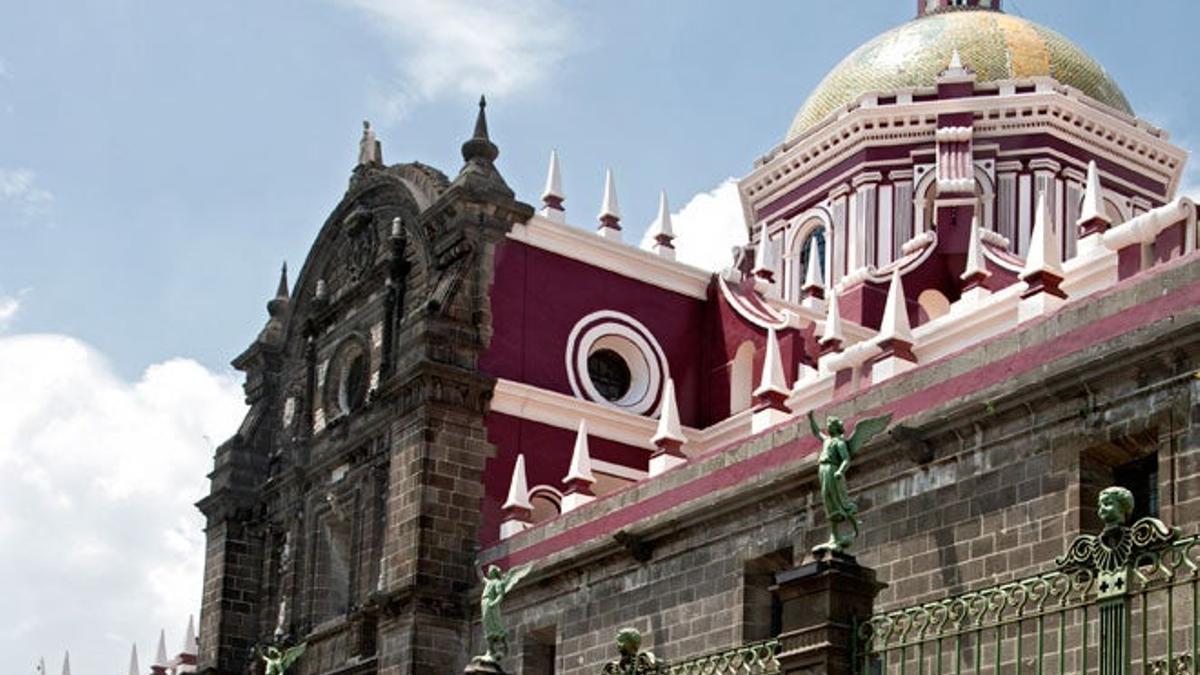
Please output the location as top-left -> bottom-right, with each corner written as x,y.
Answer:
807,410 -> 892,554
261,643 -> 306,675
479,563 -> 533,661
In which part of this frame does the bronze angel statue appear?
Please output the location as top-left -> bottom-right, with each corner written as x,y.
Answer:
807,410 -> 892,554
479,563 -> 533,661
261,643 -> 306,675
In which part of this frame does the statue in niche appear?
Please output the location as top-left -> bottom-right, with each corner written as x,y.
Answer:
601,628 -> 664,675
477,563 -> 533,662
807,411 -> 892,555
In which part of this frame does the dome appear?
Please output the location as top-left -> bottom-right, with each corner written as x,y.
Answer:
786,10 -> 1132,141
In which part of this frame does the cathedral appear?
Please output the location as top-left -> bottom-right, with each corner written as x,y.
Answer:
196,2 -> 1200,674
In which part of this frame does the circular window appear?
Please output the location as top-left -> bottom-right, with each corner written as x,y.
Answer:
587,349 -> 632,402
340,353 -> 369,412
565,311 -> 668,415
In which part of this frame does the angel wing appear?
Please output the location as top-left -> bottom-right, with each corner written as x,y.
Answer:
502,563 -> 533,594
279,643 -> 307,674
845,413 -> 893,457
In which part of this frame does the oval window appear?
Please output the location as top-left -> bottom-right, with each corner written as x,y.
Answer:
586,348 -> 632,402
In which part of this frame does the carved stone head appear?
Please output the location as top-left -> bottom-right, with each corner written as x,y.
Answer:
615,628 -> 641,657
1098,486 -> 1134,528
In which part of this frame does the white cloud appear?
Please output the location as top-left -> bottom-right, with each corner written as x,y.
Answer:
0,294 -> 19,331
336,0 -> 575,118
0,334 -> 245,675
640,179 -> 750,272
0,168 -> 54,222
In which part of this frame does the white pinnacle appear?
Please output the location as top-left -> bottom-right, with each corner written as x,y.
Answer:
753,327 -> 789,397
540,149 -> 564,203
182,615 -> 197,654
651,190 -> 674,238
651,378 -> 686,446
820,291 -> 845,345
155,629 -> 168,667
598,168 -> 621,221
1078,160 -> 1109,228
961,213 -> 989,281
878,268 -> 914,344
751,222 -> 774,276
564,420 -> 596,484
129,644 -> 140,675
61,652 -> 71,675
502,454 -> 533,510
803,236 -> 823,290
1023,190 -> 1063,278
949,48 -> 963,71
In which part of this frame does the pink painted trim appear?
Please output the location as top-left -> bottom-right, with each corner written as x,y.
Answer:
486,257 -> 1200,568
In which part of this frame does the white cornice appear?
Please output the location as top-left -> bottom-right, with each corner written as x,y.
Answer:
508,215 -> 713,300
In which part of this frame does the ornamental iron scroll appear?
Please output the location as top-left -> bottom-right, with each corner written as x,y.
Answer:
663,639 -> 781,675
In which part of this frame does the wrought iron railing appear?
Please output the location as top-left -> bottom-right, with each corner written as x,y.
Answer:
664,638 -> 781,675
855,502 -> 1198,675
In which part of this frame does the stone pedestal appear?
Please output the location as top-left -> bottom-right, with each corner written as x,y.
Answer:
465,656 -> 507,675
774,552 -> 885,675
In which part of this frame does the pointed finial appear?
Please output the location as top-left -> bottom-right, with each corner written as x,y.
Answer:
182,615 -> 197,654
461,95 -> 499,163
1023,189 -> 1064,278
819,290 -> 845,348
155,629 -> 169,667
128,644 -> 140,675
752,222 -> 775,282
754,327 -> 790,398
650,190 -> 676,259
651,378 -> 686,448
878,268 -> 914,343
38,656 -> 46,675
502,454 -> 533,511
564,420 -> 596,485
276,261 -> 289,298
597,168 -> 622,239
1077,160 -> 1111,237
802,236 -> 824,297
949,49 -> 963,70
540,149 -> 566,222
60,651 -> 70,675
960,213 -> 990,285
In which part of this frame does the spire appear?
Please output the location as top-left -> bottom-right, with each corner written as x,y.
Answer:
960,213 -> 990,289
1077,160 -> 1111,237
938,46 -> 975,83
155,629 -> 169,666
540,149 -> 565,221
182,614 -> 197,654
60,652 -> 71,675
802,236 -> 824,299
651,378 -> 686,449
1020,189 -> 1067,299
949,49 -> 963,70
128,644 -> 140,675
753,327 -> 790,403
819,290 -> 845,351
564,420 -> 596,485
878,268 -> 914,344
460,95 -> 499,164
597,168 -> 622,239
751,222 -> 775,283
38,656 -> 46,675
502,454 -> 533,511
650,190 -> 676,259
275,261 -> 289,299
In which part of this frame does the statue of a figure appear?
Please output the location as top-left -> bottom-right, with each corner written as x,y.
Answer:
601,628 -> 663,675
261,643 -> 306,675
358,120 -> 381,166
807,411 -> 892,554
479,563 -> 533,661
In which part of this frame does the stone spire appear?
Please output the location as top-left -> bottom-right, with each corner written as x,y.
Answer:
753,327 -> 790,410
500,453 -> 533,538
269,261 -> 289,312
960,213 -> 990,290
649,190 -> 676,259
819,291 -> 845,353
1077,160 -> 1111,238
1021,190 -> 1066,299
182,614 -> 197,653
151,629 -> 169,674
562,420 -> 596,511
597,168 -> 622,239
650,378 -> 686,474
539,149 -> 565,222
258,262 -> 289,346
751,222 -> 776,284
60,651 -> 70,675
802,236 -> 824,300
128,644 -> 140,675
878,268 -> 915,347
456,95 -> 513,196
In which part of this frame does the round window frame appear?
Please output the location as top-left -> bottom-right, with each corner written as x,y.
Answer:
327,337 -> 371,417
565,311 -> 668,416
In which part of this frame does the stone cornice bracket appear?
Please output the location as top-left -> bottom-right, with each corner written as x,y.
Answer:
612,529 -> 654,563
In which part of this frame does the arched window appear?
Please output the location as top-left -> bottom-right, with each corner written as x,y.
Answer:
730,341 -> 755,414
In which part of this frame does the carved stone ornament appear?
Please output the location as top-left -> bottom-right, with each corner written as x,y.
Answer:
601,628 -> 665,675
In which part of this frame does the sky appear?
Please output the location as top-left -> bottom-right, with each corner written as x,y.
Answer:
0,1 -> 1197,673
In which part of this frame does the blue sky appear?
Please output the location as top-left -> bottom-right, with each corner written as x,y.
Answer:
0,1 -> 1197,673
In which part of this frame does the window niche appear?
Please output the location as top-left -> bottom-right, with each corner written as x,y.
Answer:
742,548 -> 794,642
1078,428 -> 1161,532
325,337 -> 372,419
521,626 -> 558,675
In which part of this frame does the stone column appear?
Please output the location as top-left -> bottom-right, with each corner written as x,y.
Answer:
774,552 -> 885,675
